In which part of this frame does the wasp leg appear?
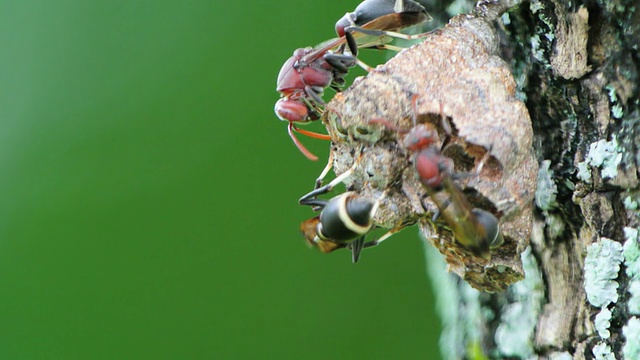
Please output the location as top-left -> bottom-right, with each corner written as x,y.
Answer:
444,145 -> 494,181
355,59 -> 374,72
314,149 -> 334,189
431,208 -> 441,223
348,236 -> 366,263
474,144 -> 493,175
323,53 -> 357,73
299,198 -> 329,209
304,85 -> 326,105
287,122 -> 319,161
344,25 -> 432,45
363,226 -> 407,249
420,193 -> 447,222
372,44 -> 404,52
299,167 -> 354,205
435,101 -> 454,150
299,151 -> 364,205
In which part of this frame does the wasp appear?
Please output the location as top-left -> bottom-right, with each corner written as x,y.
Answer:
298,155 -> 403,262
370,97 -> 503,257
275,0 -> 431,160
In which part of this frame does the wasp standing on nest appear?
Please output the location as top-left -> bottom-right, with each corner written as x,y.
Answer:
298,153 -> 406,263
274,0 -> 432,160
369,95 -> 503,259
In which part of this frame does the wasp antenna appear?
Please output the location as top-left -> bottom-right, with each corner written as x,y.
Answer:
356,58 -> 374,72
288,123 -> 318,161
367,226 -> 407,249
375,44 -> 405,52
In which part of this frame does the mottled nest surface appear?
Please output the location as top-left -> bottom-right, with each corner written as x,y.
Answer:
322,15 -> 538,292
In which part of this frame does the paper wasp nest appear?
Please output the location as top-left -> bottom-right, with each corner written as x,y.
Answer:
323,15 -> 538,292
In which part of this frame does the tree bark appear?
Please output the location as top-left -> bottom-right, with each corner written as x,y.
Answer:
323,0 -> 640,358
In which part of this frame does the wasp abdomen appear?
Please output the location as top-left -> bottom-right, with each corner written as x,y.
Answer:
472,209 -> 503,249
317,192 -> 375,242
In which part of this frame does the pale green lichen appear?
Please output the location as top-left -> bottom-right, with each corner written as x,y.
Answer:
623,317 -> 640,359
546,213 -> 565,240
537,12 -> 553,29
549,352 -> 573,360
494,247 -> 544,358
577,161 -> 592,182
530,0 -> 544,13
624,227 -> 640,277
584,238 -> 624,307
595,308 -> 612,339
612,105 -> 623,119
624,228 -> 640,314
446,0 -> 473,17
426,244 -> 493,360
535,160 -> 557,211
504,0 -> 525,7
628,281 -> 640,315
563,178 -> 575,191
606,85 -> 618,103
544,32 -> 555,42
625,227 -> 639,242
514,70 -> 528,102
425,244 -> 475,360
530,34 -> 547,63
529,0 -> 555,51
624,195 -> 638,210
501,12 -> 511,26
466,341 -> 489,360
495,302 -> 533,357
581,137 -> 623,180
605,85 -> 623,119
592,342 -> 616,360
535,160 -> 564,239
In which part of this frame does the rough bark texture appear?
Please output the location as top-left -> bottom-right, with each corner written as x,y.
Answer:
321,0 -> 640,358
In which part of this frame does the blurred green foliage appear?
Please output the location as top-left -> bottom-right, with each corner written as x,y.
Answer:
0,1 -> 441,358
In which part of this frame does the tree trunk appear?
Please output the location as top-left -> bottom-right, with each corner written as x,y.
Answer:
323,0 -> 640,358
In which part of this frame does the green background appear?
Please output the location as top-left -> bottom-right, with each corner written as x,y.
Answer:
0,1 -> 442,358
